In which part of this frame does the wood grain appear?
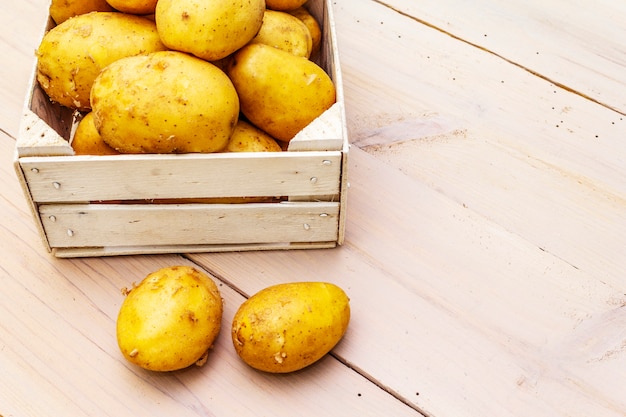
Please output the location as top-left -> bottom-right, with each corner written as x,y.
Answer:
0,133 -> 421,417
189,147 -> 626,417
334,0 -> 626,289
1,0 -> 625,416
372,0 -> 626,114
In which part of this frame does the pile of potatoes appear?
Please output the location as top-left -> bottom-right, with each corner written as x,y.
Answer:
37,0 -> 335,155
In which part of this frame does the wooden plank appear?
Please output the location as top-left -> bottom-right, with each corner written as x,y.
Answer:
334,0 -> 626,289
3,1 -> 626,417
337,0 -> 626,195
0,0 -> 50,137
188,147 -> 626,417
16,108 -> 75,157
378,0 -> 626,114
288,103 -> 346,151
364,129 -> 626,288
19,152 -> 342,202
0,132 -> 420,417
39,201 -> 340,248
51,241 -> 338,258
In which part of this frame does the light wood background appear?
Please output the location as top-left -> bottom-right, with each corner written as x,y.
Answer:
1,0 -> 625,416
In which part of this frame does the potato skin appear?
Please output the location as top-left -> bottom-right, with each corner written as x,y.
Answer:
49,0 -> 114,24
227,44 -> 336,142
249,10 -> 313,58
116,266 -> 223,372
71,112 -> 119,155
36,12 -> 166,111
90,50 -> 240,153
225,120 -> 283,152
155,0 -> 265,61
266,0 -> 308,11
288,7 -> 322,56
232,282 -> 350,373
105,0 -> 158,15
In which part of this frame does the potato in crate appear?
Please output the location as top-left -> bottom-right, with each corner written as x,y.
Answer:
14,0 -> 348,258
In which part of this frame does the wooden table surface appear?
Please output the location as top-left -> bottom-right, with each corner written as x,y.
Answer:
2,1 -> 625,416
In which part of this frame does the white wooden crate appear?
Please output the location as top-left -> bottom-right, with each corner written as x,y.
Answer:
14,0 -> 349,258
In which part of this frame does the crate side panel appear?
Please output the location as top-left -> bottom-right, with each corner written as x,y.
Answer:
29,81 -> 74,141
20,152 -> 342,203
289,0 -> 348,152
17,109 -> 75,157
13,154 -> 52,252
288,102 -> 345,151
39,202 -> 340,248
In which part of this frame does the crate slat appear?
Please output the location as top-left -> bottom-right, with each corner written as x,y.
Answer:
21,152 -> 342,203
51,241 -> 339,257
39,201 -> 340,248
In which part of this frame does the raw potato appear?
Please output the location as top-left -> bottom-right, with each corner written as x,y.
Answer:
225,120 -> 283,152
288,7 -> 322,55
116,266 -> 223,372
227,43 -> 336,142
49,0 -> 114,24
232,282 -> 350,373
71,112 -> 119,155
249,10 -> 313,58
90,50 -> 240,153
36,12 -> 166,111
105,0 -> 158,15
266,0 -> 308,11
155,0 -> 265,61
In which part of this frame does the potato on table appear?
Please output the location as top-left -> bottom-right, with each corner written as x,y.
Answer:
116,266 -> 223,372
232,282 -> 350,373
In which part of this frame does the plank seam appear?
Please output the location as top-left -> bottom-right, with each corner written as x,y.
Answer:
185,254 -> 428,417
371,0 -> 626,117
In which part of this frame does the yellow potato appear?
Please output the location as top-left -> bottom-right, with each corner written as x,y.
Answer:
231,282 -> 350,373
249,10 -> 312,58
225,120 -> 282,152
71,112 -> 120,155
227,43 -> 336,142
288,7 -> 322,56
90,50 -> 240,153
49,0 -> 114,24
266,0 -> 308,11
36,12 -> 166,111
155,0 -> 265,61
105,0 -> 158,15
116,266 -> 223,372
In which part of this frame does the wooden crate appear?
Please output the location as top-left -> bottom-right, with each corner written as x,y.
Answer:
14,0 -> 349,258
